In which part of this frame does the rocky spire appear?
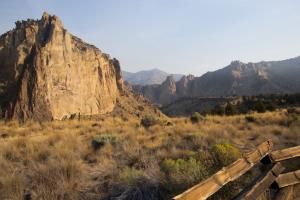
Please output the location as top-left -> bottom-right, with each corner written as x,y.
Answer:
0,12 -> 124,121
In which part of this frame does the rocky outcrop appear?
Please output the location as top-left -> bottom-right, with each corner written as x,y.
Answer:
132,76 -> 177,106
133,57 -> 300,106
0,12 -> 124,121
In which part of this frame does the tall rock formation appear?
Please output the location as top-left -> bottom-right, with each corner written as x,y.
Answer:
132,76 -> 177,106
0,12 -> 124,121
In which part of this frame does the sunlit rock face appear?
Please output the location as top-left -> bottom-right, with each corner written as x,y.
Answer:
0,12 -> 124,121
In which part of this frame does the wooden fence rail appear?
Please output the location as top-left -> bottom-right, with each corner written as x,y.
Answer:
235,163 -> 284,200
173,140 -> 300,200
275,169 -> 300,188
275,186 -> 294,200
173,140 -> 273,200
270,146 -> 300,162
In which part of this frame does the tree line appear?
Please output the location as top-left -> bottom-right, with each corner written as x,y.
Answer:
204,93 -> 300,116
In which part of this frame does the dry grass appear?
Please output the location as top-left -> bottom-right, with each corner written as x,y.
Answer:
0,109 -> 299,199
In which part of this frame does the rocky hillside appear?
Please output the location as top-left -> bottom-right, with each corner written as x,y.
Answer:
0,12 -> 127,121
134,57 -> 300,106
122,68 -> 183,85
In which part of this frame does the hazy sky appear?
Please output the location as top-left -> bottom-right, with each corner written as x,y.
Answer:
1,0 -> 300,75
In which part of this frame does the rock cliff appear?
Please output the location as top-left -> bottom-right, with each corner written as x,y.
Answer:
0,12 -> 124,120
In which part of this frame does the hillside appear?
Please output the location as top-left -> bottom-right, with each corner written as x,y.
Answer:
133,57 -> 300,106
122,68 -> 183,85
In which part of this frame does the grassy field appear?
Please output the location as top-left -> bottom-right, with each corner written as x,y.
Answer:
0,109 -> 299,200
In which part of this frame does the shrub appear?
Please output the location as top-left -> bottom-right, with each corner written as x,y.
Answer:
114,178 -> 163,200
30,156 -> 82,199
287,107 -> 297,114
190,112 -> 204,123
141,115 -> 159,128
183,132 -> 204,150
0,106 -> 3,119
282,113 -> 300,127
137,106 -> 144,111
91,134 -> 117,150
119,167 -> 145,186
213,105 -> 225,115
287,107 -> 300,114
225,103 -> 236,116
245,115 -> 256,122
211,142 -> 241,166
254,100 -> 266,113
161,157 -> 208,191
265,102 -> 276,111
183,132 -> 202,141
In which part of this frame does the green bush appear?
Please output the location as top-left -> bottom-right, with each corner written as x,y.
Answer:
245,115 -> 256,122
254,100 -> 266,113
91,134 -> 117,150
211,142 -> 241,166
282,113 -> 300,127
141,115 -> 159,128
183,132 -> 204,150
161,157 -> 208,191
225,103 -> 236,115
213,105 -> 225,115
190,112 -> 204,123
183,132 -> 202,141
265,102 -> 276,111
119,167 -> 145,186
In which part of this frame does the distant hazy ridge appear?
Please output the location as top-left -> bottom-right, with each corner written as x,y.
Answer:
132,56 -> 300,106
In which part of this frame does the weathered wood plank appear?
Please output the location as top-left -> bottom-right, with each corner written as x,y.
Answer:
172,140 -> 274,200
274,186 -> 294,200
270,145 -> 300,162
275,169 -> 300,188
235,163 -> 285,200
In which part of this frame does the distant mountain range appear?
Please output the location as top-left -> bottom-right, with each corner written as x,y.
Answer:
133,56 -> 300,106
122,69 -> 183,85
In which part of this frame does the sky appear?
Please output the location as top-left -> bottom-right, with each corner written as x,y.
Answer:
1,0 -> 300,76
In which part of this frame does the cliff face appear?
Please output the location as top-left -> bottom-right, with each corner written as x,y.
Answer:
133,57 -> 300,106
0,12 -> 124,120
132,76 -> 177,106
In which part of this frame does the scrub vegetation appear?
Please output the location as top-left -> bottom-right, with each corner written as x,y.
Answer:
0,108 -> 299,200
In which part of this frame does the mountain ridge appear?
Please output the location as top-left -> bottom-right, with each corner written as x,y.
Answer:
122,68 -> 183,85
133,56 -> 300,106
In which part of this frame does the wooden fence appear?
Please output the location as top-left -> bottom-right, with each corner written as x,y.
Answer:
173,140 -> 300,200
